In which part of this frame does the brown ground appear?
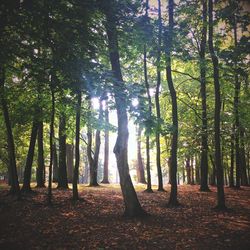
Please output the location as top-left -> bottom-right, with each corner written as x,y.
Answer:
0,184 -> 250,250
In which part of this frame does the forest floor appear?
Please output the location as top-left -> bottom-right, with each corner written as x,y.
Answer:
0,184 -> 250,250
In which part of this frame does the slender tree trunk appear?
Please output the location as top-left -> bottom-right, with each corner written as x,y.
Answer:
57,114 -> 68,188
66,144 -> 74,183
199,0 -> 210,192
144,45 -> 153,192
88,98 -> 102,187
101,100 -> 110,184
247,149 -> 250,184
36,119 -> 45,187
73,90 -> 82,200
191,157 -> 195,185
224,164 -> 228,186
104,3 -> 146,217
210,154 -> 216,186
195,154 -> 200,184
22,119 -> 39,192
48,86 -> 55,205
136,126 -> 146,184
166,0 -> 179,207
208,0 -> 226,209
143,0 -> 153,193
233,13 -> 241,189
182,166 -> 185,184
240,129 -> 248,186
229,126 -> 235,187
186,156 -> 191,184
52,143 -> 58,182
0,67 -> 20,195
155,0 -> 164,191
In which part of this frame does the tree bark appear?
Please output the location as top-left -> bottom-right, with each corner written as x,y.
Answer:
233,20 -> 241,189
155,0 -> 164,191
73,90 -> 82,200
191,157 -> 195,185
209,153 -> 216,186
104,2 -> 146,217
88,98 -> 102,187
36,119 -> 45,187
0,66 -> 20,195
22,119 -> 39,192
166,0 -> 179,207
208,0 -> 226,209
101,99 -> 110,184
195,154 -> 200,184
229,126 -> 235,187
136,126 -> 146,184
143,0 -> 153,193
52,143 -> 58,182
199,0 -> 210,192
48,86 -> 55,205
57,114 -> 68,188
240,129 -> 248,186
186,156 -> 191,184
66,144 -> 74,183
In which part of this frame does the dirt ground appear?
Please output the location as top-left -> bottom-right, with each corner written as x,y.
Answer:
0,184 -> 250,250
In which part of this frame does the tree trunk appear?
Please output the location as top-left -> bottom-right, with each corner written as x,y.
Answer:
48,86 -> 55,205
199,0 -> 210,192
155,0 -> 164,192
22,119 -> 39,192
233,13 -> 241,189
143,0 -> 153,193
88,98 -> 102,187
73,90 -> 82,200
36,119 -> 45,187
104,3 -> 146,217
195,154 -> 200,185
247,149 -> 250,184
240,129 -> 248,186
52,143 -> 58,182
66,144 -> 74,183
166,0 -> 179,207
182,165 -> 185,184
136,126 -> 146,184
144,47 -> 153,192
101,100 -> 110,184
229,126 -> 235,187
186,156 -> 191,185
191,157 -> 195,185
209,154 -> 216,186
58,114 -> 68,188
208,0 -> 226,209
0,66 -> 20,195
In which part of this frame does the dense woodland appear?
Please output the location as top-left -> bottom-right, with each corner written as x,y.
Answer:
0,0 -> 250,219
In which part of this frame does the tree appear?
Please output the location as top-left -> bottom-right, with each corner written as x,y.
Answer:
166,0 -> 180,207
22,119 -> 39,192
57,112 -> 68,189
101,99 -> 110,184
102,0 -> 146,217
136,126 -> 146,184
143,0 -> 153,193
199,0 -> 210,192
155,0 -> 164,192
208,0 -> 226,210
72,89 -> 82,201
36,108 -> 45,188
88,98 -> 103,187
